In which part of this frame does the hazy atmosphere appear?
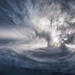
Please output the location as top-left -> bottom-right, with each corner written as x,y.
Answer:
0,0 -> 75,75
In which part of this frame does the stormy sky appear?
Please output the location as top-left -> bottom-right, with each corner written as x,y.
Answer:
0,0 -> 75,74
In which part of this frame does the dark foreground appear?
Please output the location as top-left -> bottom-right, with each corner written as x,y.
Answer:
0,47 -> 75,75
0,67 -> 73,75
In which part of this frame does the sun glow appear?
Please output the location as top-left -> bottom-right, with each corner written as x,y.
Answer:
33,17 -> 63,47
